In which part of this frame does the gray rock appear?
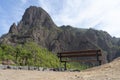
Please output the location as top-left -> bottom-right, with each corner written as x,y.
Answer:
9,23 -> 18,34
0,6 -> 120,63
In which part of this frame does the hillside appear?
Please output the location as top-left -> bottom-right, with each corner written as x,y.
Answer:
0,6 -> 120,62
0,42 -> 60,68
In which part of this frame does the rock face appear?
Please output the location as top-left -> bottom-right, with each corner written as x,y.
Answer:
9,23 -> 18,34
17,6 -> 57,33
0,6 -> 120,62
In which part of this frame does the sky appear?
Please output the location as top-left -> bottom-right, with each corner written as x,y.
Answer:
0,0 -> 120,37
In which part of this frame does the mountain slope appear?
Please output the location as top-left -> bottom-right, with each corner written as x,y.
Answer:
0,6 -> 120,62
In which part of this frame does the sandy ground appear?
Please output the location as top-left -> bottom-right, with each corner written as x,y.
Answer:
0,58 -> 120,80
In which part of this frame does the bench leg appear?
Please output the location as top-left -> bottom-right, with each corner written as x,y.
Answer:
96,52 -> 101,66
64,62 -> 67,70
99,60 -> 101,65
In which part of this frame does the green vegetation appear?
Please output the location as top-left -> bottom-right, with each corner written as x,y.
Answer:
0,42 -> 59,68
69,62 -> 89,70
0,42 -> 89,70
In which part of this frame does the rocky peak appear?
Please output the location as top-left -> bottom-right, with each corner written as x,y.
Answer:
9,23 -> 18,34
20,6 -> 56,29
1,6 -> 120,63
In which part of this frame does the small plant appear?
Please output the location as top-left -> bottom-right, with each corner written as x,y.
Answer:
68,62 -> 90,70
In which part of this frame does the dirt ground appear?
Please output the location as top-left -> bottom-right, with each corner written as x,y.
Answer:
0,58 -> 120,80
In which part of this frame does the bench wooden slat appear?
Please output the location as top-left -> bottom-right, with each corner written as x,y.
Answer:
58,53 -> 102,57
58,49 -> 101,54
61,60 -> 102,62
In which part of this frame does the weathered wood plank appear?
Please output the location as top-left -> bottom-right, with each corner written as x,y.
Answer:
61,60 -> 102,62
57,49 -> 102,70
58,49 -> 101,54
58,53 -> 102,57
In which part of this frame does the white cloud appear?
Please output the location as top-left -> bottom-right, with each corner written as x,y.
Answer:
1,0 -> 120,37
37,0 -> 120,37
20,0 -> 28,4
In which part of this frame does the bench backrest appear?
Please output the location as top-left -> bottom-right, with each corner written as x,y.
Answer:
58,49 -> 102,58
57,49 -> 102,70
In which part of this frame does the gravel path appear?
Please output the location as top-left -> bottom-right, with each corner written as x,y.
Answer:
0,58 -> 120,80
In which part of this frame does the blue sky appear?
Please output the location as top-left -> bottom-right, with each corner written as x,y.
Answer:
1,0 -> 120,37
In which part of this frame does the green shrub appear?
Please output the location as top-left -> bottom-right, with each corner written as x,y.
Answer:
0,42 -> 60,68
0,42 -> 89,70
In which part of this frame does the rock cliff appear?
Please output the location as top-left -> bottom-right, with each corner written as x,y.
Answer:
0,6 -> 120,62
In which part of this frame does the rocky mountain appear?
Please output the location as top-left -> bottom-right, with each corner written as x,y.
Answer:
0,6 -> 120,62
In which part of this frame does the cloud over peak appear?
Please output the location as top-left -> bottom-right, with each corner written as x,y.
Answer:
1,0 -> 120,37
38,0 -> 120,37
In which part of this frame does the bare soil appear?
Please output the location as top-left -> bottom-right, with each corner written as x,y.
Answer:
0,58 -> 120,80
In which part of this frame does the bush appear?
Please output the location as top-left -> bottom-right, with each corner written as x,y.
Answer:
0,42 -> 60,68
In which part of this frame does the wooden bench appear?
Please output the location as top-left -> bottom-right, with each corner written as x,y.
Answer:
57,49 -> 102,70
